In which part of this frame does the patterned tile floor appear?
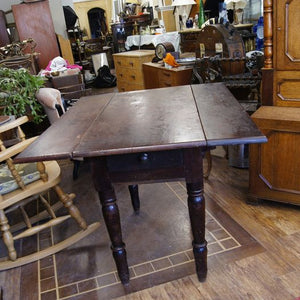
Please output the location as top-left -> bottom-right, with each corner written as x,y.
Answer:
1,161 -> 262,299
37,181 -> 244,300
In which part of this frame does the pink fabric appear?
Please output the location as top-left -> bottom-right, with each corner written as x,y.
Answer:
45,56 -> 82,71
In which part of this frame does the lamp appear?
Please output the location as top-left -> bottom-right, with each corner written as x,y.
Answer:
172,0 -> 196,30
224,0 -> 248,24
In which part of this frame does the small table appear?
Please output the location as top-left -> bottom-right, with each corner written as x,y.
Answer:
16,83 -> 266,284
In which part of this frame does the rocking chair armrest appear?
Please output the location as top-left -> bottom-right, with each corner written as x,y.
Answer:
0,116 -> 29,134
0,137 -> 38,162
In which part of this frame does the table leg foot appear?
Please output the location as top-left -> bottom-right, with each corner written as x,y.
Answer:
193,241 -> 208,281
112,245 -> 130,284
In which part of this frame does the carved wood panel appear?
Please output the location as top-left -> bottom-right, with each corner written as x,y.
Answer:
274,71 -> 300,106
276,0 -> 300,70
259,129 -> 300,193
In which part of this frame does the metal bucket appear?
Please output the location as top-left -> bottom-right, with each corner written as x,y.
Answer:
228,144 -> 249,168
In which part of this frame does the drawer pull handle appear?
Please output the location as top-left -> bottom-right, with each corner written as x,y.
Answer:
131,75 -> 136,79
139,153 -> 149,162
119,73 -> 123,77
129,62 -> 134,66
117,61 -> 121,65
164,83 -> 172,87
162,72 -> 171,77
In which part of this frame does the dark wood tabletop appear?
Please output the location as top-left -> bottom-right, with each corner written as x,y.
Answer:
17,83 -> 266,163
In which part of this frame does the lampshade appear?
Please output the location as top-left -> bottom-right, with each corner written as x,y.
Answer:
224,0 -> 248,10
172,0 -> 196,6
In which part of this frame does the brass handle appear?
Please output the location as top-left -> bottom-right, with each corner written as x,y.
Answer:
131,75 -> 136,79
117,61 -> 121,65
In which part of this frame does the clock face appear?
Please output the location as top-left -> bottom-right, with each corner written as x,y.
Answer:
155,44 -> 166,60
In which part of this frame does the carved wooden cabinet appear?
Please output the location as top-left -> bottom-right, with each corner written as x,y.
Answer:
262,0 -> 300,107
143,62 -> 193,89
249,106 -> 300,205
248,0 -> 300,206
179,29 -> 202,53
113,50 -> 155,92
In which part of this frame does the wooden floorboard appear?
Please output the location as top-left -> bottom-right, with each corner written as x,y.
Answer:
0,155 -> 299,299
116,156 -> 300,300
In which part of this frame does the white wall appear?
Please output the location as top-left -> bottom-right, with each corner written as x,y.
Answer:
62,0 -> 75,7
49,0 -> 69,38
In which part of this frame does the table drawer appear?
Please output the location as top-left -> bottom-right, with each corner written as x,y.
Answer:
107,149 -> 183,173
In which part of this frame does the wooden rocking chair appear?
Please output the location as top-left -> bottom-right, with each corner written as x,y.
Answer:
0,116 -> 100,270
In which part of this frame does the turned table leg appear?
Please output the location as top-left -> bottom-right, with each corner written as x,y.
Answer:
186,182 -> 207,281
184,148 -> 208,281
90,158 -> 129,284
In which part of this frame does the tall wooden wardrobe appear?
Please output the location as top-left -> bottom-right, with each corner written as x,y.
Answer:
248,0 -> 300,205
12,0 -> 60,70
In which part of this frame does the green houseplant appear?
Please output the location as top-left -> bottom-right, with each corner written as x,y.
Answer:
0,67 -> 45,123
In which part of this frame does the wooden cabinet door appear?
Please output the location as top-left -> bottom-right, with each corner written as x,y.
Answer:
276,0 -> 300,70
12,1 -> 60,70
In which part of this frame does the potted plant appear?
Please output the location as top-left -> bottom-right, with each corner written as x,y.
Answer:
0,67 -> 45,123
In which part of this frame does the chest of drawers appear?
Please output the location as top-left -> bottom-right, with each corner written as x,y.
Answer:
113,50 -> 155,92
143,62 -> 193,89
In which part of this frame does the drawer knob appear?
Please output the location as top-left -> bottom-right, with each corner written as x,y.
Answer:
139,153 -> 149,162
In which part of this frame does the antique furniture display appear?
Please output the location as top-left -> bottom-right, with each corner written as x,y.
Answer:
249,106 -> 300,206
16,83 -> 266,284
192,23 -> 262,112
143,62 -> 193,89
113,50 -> 155,92
0,116 -> 100,270
12,1 -> 60,70
248,0 -> 300,206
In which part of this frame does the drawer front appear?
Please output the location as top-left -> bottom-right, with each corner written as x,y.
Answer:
116,68 -> 144,85
158,69 -> 173,87
114,57 -> 140,69
107,149 -> 183,172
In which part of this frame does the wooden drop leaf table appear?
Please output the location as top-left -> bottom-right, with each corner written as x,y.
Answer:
16,83 -> 267,284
